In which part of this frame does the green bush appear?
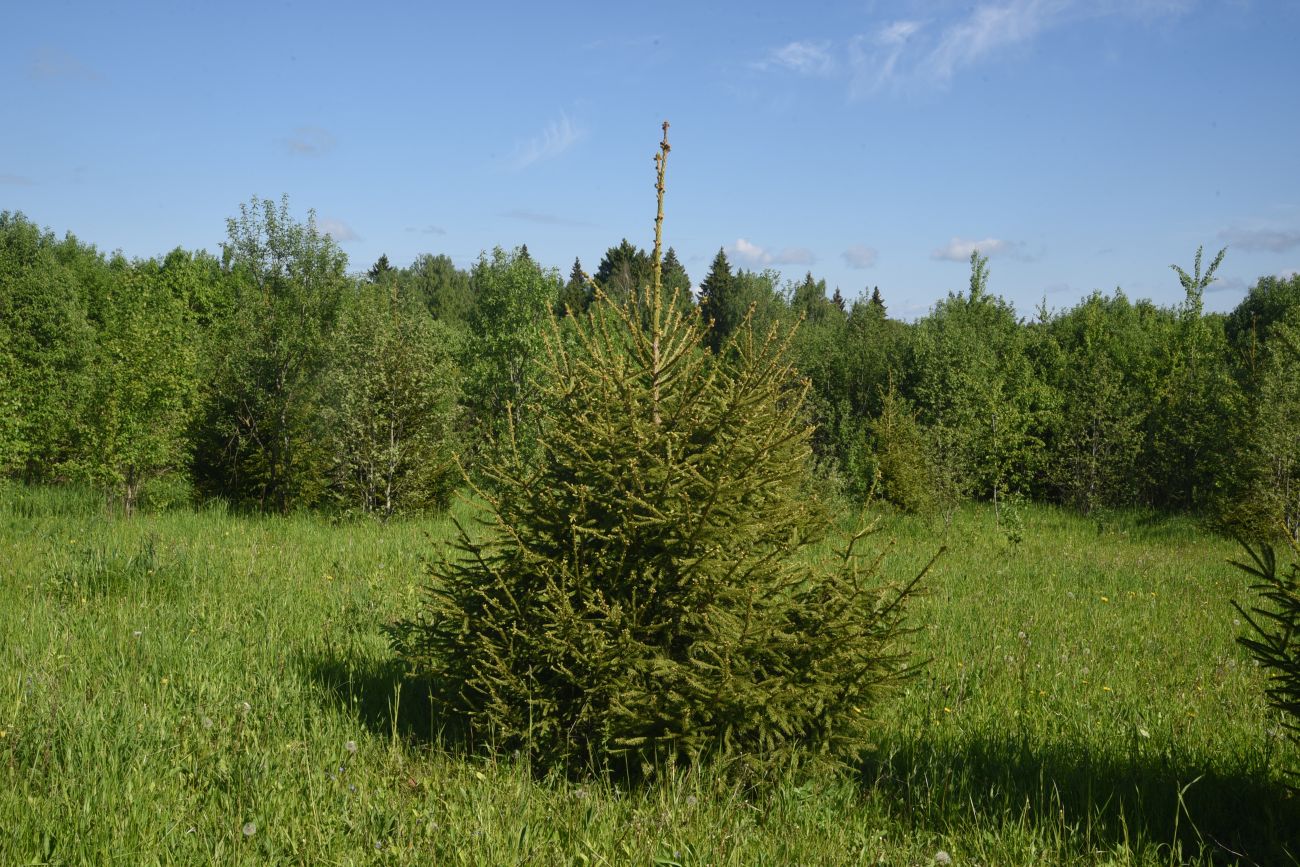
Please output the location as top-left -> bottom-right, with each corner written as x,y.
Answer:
869,382 -> 935,514
391,127 -> 930,779
321,284 -> 461,518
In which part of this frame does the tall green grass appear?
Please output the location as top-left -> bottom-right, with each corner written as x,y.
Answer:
1,485 -> 1295,864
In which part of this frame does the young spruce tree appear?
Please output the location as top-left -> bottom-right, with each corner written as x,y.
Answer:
392,123 -> 931,779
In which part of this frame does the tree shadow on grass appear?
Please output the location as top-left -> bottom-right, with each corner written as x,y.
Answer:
862,734 -> 1299,865
299,647 -> 457,747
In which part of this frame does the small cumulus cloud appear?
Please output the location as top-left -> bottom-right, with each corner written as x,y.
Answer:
511,113 -> 585,170
317,217 -> 359,243
932,236 -> 1026,262
757,40 -> 836,75
842,244 -> 878,268
0,173 -> 35,186
728,238 -> 815,267
501,208 -> 594,228
1218,226 -> 1300,253
284,126 -> 336,156
28,47 -> 100,82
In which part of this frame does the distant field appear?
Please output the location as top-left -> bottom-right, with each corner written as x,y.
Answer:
1,484 -> 1296,865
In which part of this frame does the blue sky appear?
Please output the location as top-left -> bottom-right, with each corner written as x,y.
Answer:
3,0 -> 1298,318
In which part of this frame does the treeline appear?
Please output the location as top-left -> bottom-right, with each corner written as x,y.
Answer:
3,199 -> 1299,534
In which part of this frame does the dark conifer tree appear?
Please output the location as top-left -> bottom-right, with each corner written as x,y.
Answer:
660,246 -> 693,311
697,248 -> 735,352
594,238 -> 652,303
555,256 -> 591,317
367,253 -> 395,283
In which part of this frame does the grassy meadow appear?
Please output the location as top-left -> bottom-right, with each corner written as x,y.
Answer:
1,484 -> 1296,865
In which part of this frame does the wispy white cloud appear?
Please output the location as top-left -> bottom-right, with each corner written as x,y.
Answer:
317,217 -> 359,243
0,173 -> 35,186
778,0 -> 1189,96
849,20 -> 924,95
728,238 -> 815,267
405,224 -> 447,236
932,236 -> 1026,261
927,0 -> 1063,83
501,208 -> 594,228
1218,226 -> 1300,253
511,113 -> 585,170
283,126 -> 336,156
842,244 -> 879,268
758,40 -> 836,75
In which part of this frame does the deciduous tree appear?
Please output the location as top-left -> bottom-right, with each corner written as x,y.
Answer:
322,283 -> 461,517
194,195 -> 348,511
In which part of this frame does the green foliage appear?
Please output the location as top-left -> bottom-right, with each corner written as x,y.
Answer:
789,272 -> 835,324
321,284 -> 461,518
462,246 -> 562,453
68,258 -> 199,515
393,133 -> 924,779
1228,316 -> 1300,541
1169,245 -> 1226,314
818,298 -> 911,503
593,238 -> 653,304
155,247 -> 229,329
0,343 -> 21,475
367,253 -> 396,284
1041,291 -> 1148,512
1226,272 -> 1300,391
0,212 -> 99,481
401,253 -> 474,326
1140,269 -> 1240,510
555,256 -> 591,317
660,247 -> 691,302
868,382 -> 934,514
194,195 -> 348,512
696,248 -> 735,352
910,252 -> 1045,505
1231,540 -> 1300,774
789,292 -> 849,485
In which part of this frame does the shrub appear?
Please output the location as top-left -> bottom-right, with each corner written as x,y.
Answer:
390,125 -> 931,780
869,381 -> 935,514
